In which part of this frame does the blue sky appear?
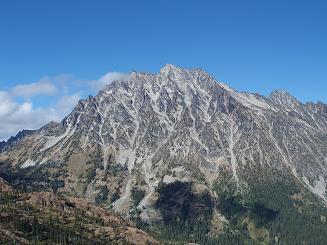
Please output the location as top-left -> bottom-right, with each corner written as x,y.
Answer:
0,0 -> 326,140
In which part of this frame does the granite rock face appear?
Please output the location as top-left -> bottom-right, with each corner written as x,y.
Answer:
1,64 -> 326,221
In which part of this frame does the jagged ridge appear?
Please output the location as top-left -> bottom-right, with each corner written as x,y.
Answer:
0,64 -> 326,220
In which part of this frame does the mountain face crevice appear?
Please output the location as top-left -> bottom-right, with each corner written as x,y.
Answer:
0,64 -> 326,222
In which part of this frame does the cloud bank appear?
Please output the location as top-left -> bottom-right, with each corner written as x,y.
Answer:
12,78 -> 58,97
0,91 -> 61,140
0,71 -> 129,141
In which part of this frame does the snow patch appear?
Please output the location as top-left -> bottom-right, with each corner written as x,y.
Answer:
172,166 -> 185,173
217,82 -> 234,93
303,176 -> 327,202
216,80 -> 273,111
40,121 -> 74,152
138,192 -> 162,223
40,134 -> 67,152
112,178 -> 133,213
162,175 -> 190,184
232,92 -> 272,111
116,148 -> 136,171
224,103 -> 241,188
21,159 -> 36,168
163,175 -> 176,184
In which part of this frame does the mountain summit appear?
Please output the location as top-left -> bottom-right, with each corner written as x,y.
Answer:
1,65 -> 327,243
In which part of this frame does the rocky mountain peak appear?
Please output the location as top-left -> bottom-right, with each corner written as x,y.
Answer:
159,63 -> 179,74
269,89 -> 301,108
0,65 -> 326,230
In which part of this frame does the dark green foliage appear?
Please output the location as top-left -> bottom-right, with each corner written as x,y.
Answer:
3,159 -> 327,244
111,189 -> 120,203
0,189 -> 120,244
95,185 -> 109,204
106,163 -> 128,176
85,166 -> 96,183
212,168 -> 327,244
154,181 -> 214,243
0,161 -> 66,193
51,179 -> 65,193
217,192 -> 245,223
131,187 -> 145,207
150,169 -> 327,244
214,184 -> 278,227
244,175 -> 327,244
249,202 -> 278,227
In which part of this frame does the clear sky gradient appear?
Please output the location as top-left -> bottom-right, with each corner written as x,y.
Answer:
0,0 -> 326,140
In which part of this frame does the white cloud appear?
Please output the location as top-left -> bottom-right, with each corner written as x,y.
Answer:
91,72 -> 131,91
0,91 -> 81,141
56,93 -> 81,115
12,78 -> 58,97
0,91 -> 17,118
0,74 -> 87,140
0,91 -> 61,141
0,70 -> 130,141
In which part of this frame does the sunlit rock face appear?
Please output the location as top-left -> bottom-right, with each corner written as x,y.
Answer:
1,64 -> 327,222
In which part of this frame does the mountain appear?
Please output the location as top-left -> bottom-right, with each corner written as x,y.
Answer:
1,64 -> 327,244
0,129 -> 34,153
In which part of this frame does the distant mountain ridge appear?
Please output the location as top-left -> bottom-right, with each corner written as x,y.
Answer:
0,129 -> 35,153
